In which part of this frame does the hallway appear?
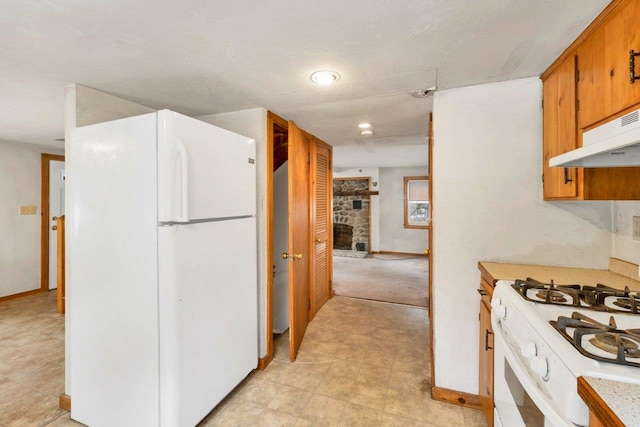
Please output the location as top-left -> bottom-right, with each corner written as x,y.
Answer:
0,292 -> 485,426
199,296 -> 485,426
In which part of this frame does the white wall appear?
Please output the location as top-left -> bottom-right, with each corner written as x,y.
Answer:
0,142 -> 62,298
612,202 -> 640,273
64,85 -> 155,143
333,167 -> 380,251
197,109 -> 269,357
379,166 -> 429,254
432,77 -> 613,394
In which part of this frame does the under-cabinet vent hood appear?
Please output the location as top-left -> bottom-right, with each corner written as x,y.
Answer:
549,108 -> 640,168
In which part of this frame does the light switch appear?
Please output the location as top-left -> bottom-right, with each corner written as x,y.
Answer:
20,206 -> 37,215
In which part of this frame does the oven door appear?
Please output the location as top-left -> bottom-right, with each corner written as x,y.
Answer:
492,319 -> 583,427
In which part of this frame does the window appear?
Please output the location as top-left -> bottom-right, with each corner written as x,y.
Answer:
404,176 -> 429,229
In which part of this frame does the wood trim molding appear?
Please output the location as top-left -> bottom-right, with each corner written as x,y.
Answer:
541,0 -> 626,80
59,394 -> 71,411
0,288 -> 41,303
257,353 -> 273,370
375,250 -> 427,257
577,376 -> 624,427
41,153 -> 65,292
431,387 -> 481,409
427,112 -> 436,402
264,111 -> 282,369
333,190 -> 379,196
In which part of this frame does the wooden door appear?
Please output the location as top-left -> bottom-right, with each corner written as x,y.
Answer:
478,288 -> 494,426
287,121 -> 311,361
309,139 -> 332,319
543,55 -> 578,199
606,0 -> 640,117
577,28 -> 607,130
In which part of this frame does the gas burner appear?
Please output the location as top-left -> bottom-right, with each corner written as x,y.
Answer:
590,334 -> 640,358
550,312 -> 640,367
512,279 -> 640,314
536,290 -> 568,303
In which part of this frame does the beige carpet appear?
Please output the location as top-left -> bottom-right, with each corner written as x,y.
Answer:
332,254 -> 428,307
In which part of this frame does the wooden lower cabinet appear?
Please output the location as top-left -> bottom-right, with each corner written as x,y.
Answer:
478,277 -> 494,426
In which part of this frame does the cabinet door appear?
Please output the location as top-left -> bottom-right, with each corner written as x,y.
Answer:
543,56 -> 578,199
479,297 -> 494,426
607,0 -> 640,116
577,29 -> 608,129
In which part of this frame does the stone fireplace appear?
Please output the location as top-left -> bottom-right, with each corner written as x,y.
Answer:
333,223 -> 353,250
333,178 -> 370,256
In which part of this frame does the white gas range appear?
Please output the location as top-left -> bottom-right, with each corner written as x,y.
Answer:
491,279 -> 640,427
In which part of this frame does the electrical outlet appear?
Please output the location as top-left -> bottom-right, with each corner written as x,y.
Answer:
19,205 -> 37,215
634,216 -> 640,241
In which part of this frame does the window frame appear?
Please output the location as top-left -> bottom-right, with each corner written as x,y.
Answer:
403,176 -> 430,229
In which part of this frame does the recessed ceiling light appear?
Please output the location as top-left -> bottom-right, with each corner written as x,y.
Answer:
358,123 -> 372,129
360,130 -> 373,136
310,70 -> 341,85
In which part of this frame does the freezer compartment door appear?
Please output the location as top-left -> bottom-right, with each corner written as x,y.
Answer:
157,110 -> 256,222
158,218 -> 258,426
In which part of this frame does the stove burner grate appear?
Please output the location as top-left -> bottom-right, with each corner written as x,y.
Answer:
512,279 -> 640,314
550,312 -> 640,367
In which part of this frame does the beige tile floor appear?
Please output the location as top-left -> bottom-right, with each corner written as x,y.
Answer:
0,292 -> 486,427
0,291 -> 66,427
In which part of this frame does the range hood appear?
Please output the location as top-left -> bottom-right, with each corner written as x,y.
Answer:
549,108 -> 640,167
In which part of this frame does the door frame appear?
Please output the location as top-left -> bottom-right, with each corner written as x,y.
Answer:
427,113 -> 436,393
41,153 -> 65,292
260,111 -> 288,368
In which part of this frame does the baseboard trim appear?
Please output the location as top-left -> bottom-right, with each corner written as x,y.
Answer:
59,394 -> 71,411
372,250 -> 427,257
0,289 -> 42,303
257,353 -> 273,370
431,387 -> 481,409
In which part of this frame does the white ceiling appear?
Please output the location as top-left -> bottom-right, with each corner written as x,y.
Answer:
1,0 -> 609,167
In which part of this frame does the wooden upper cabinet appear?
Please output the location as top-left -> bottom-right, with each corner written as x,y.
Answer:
578,0 -> 640,129
607,0 -> 640,116
543,56 -> 578,199
577,29 -> 607,129
542,0 -> 640,201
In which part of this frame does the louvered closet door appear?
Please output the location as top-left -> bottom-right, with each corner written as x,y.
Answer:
310,139 -> 332,319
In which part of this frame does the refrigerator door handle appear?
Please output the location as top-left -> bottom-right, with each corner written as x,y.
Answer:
175,138 -> 189,222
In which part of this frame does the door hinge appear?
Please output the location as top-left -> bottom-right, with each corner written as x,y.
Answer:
576,99 -> 580,112
541,98 -> 544,109
542,173 -> 544,183
576,69 -> 580,83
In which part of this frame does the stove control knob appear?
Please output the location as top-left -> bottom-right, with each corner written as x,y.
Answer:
494,304 -> 507,320
521,342 -> 537,359
531,356 -> 549,379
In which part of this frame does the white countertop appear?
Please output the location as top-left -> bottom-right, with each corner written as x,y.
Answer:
583,376 -> 640,427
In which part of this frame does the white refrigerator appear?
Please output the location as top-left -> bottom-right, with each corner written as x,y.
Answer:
67,110 -> 258,427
